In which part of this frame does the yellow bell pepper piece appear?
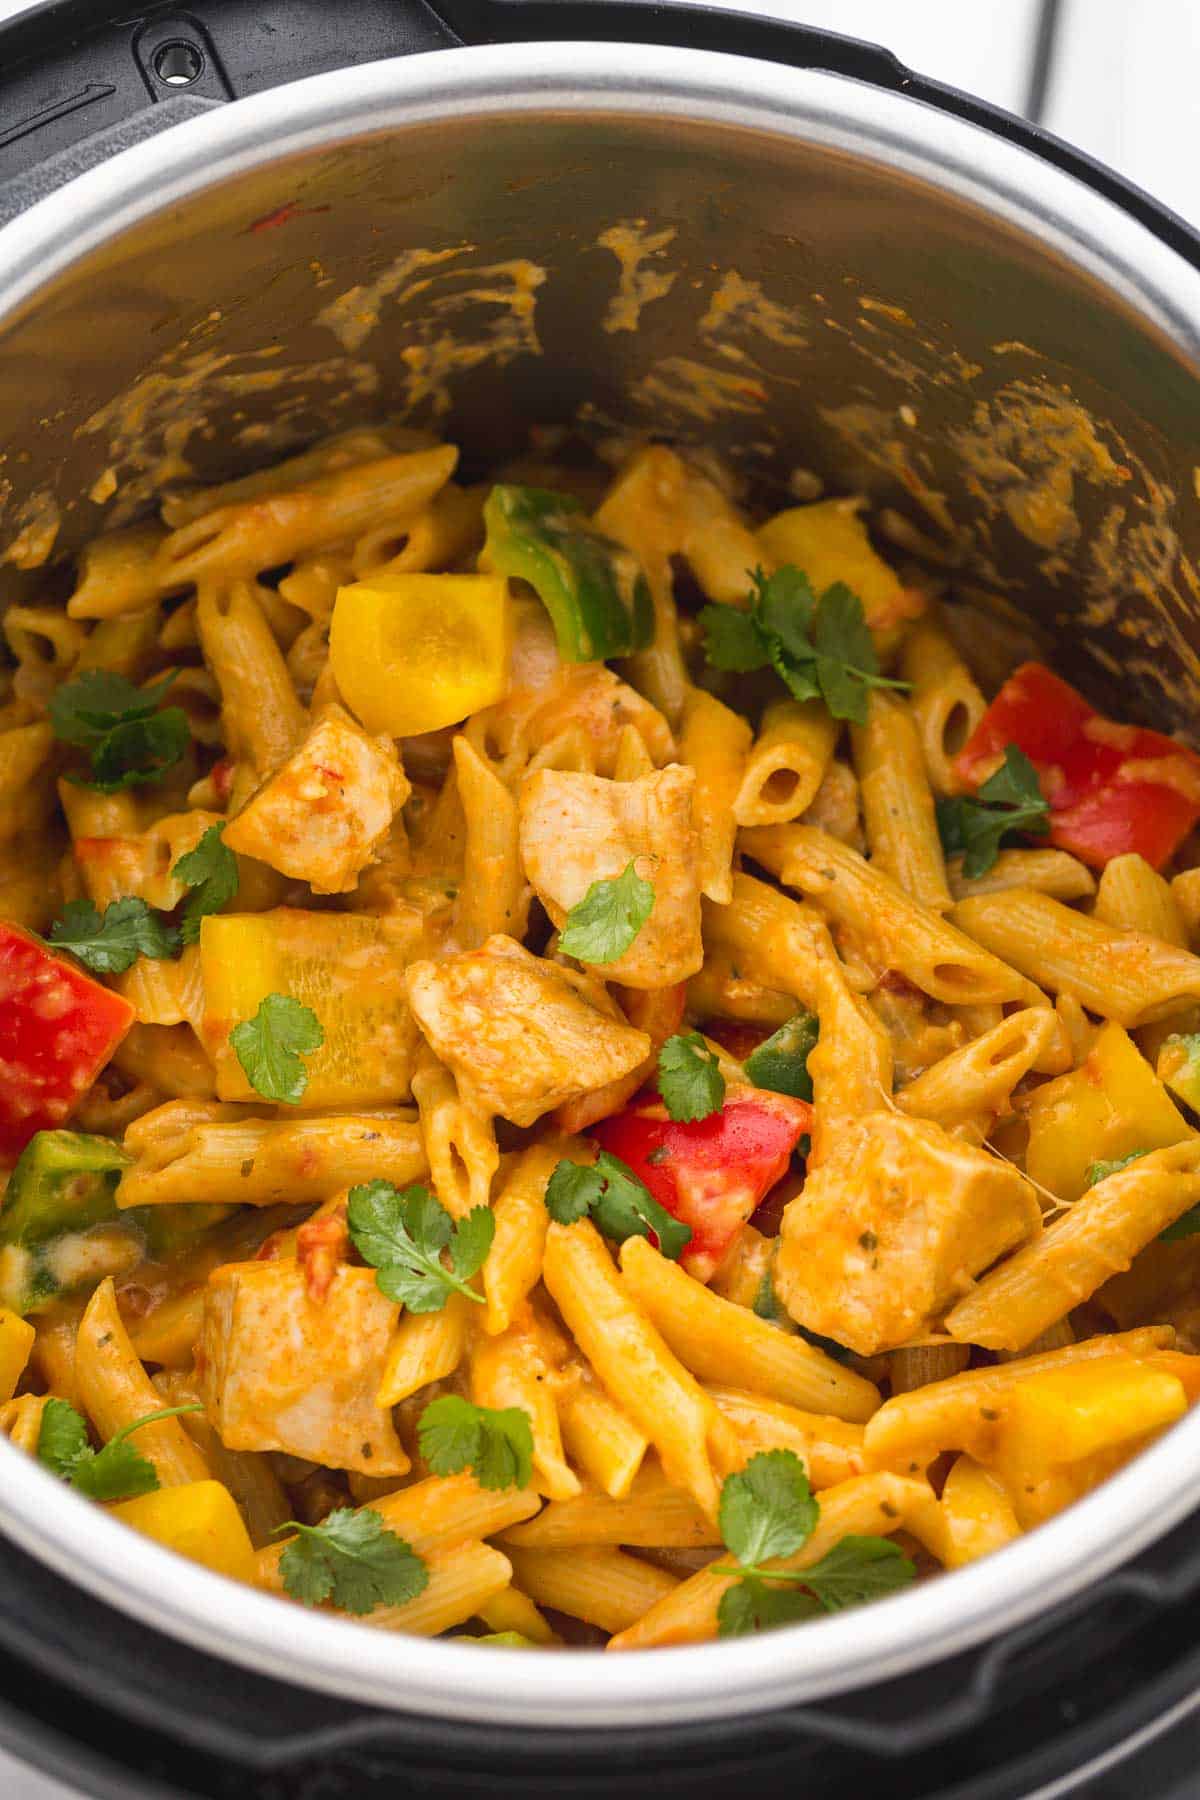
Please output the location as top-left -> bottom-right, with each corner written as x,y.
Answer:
110,1479 -> 257,1584
757,499 -> 922,652
200,908 -> 424,1107
997,1354 -> 1186,1479
330,572 -> 511,737
940,1453 -> 1021,1568
1025,1020 -> 1191,1203
0,1308 -> 34,1402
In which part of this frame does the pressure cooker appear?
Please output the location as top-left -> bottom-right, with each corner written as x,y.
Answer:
0,2 -> 1199,1793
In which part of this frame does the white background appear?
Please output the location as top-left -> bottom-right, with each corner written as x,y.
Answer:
0,0 -> 1191,1794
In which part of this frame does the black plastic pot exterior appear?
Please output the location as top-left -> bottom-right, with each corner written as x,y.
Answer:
1,3 -> 1200,1793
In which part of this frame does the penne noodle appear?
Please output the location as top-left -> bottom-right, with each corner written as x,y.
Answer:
618,1237 -> 881,1422
452,735 -> 528,948
506,1546 -> 678,1636
900,619 -> 986,796
895,1007 -> 1056,1129
851,691 -> 950,911
482,1144 -> 556,1336
948,848 -> 1096,903
471,1312 -> 581,1501
157,447 -> 458,588
258,1471 -> 540,1591
557,1378 -> 649,1500
733,698 -> 838,830
411,1049 -> 499,1220
117,1101 -> 427,1209
363,1542 -> 513,1637
75,1280 -> 210,1488
501,1460 -> 717,1550
1094,852 -> 1187,946
542,1220 -> 739,1521
679,687 -> 752,903
945,1140 -> 1200,1351
952,889 -> 1200,1027
377,1294 -> 472,1407
746,825 -> 1041,1008
706,1388 -> 868,1487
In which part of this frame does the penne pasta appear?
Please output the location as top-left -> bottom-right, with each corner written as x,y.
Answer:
851,691 -> 950,911
618,1237 -> 881,1422
952,889 -> 1200,1026
733,698 -> 838,830
506,1545 -> 679,1635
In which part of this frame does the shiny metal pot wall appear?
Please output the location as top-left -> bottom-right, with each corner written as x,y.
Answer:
0,41 -> 1199,1730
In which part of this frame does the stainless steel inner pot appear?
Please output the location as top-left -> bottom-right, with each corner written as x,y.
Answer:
1,39 -> 1199,1731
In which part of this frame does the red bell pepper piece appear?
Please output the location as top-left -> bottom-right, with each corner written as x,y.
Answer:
0,922 -> 134,1163
589,1085 -> 811,1282
956,662 -> 1200,871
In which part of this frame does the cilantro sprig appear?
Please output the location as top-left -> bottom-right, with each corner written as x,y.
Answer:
48,896 -> 180,975
657,1031 -> 725,1122
558,859 -> 655,964
713,1449 -> 915,1637
544,1150 -> 691,1260
173,824 -> 239,945
936,744 -> 1050,879
37,1397 -> 202,1502
49,669 -> 190,792
699,566 -> 909,728
347,1180 -> 493,1312
231,993 -> 324,1104
277,1507 -> 428,1614
417,1394 -> 534,1490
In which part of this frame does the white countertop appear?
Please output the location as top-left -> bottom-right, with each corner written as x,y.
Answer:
0,0 -> 1192,1793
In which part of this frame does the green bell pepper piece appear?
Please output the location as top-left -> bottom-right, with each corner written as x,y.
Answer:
0,1130 -> 233,1314
483,484 -> 654,662
743,1011 -> 820,1102
471,1631 -> 538,1648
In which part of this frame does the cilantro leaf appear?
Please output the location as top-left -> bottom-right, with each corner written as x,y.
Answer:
700,566 -> 908,726
717,1577 -> 823,1637
417,1394 -> 534,1490
798,1535 -> 916,1611
35,1397 -> 91,1481
712,1452 -> 915,1637
50,669 -> 190,792
936,744 -> 1050,879
543,1151 -> 691,1260
48,896 -> 180,975
37,1398 -> 202,1502
718,1449 -> 818,1568
558,859 -> 655,964
173,825 -> 239,945
277,1507 -> 428,1615
230,993 -> 324,1105
347,1180 -> 492,1312
544,1160 -> 603,1225
657,1031 -> 725,1122
1085,1149 -> 1149,1187
752,565 -> 817,661
698,602 -> 772,673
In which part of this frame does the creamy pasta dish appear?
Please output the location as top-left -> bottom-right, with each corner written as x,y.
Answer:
2,429 -> 1199,1650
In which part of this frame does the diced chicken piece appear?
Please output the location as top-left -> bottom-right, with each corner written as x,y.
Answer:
404,935 -> 651,1126
222,703 -> 410,894
775,1112 -> 1042,1355
200,1259 -> 407,1474
518,765 -> 704,988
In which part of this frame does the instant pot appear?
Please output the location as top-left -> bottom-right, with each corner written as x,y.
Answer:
1,2 -> 1199,1793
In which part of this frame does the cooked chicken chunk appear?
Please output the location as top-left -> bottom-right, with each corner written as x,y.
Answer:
222,703 -> 410,894
775,1111 -> 1042,1355
200,1259 -> 407,1474
404,935 -> 651,1126
518,765 -> 704,988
